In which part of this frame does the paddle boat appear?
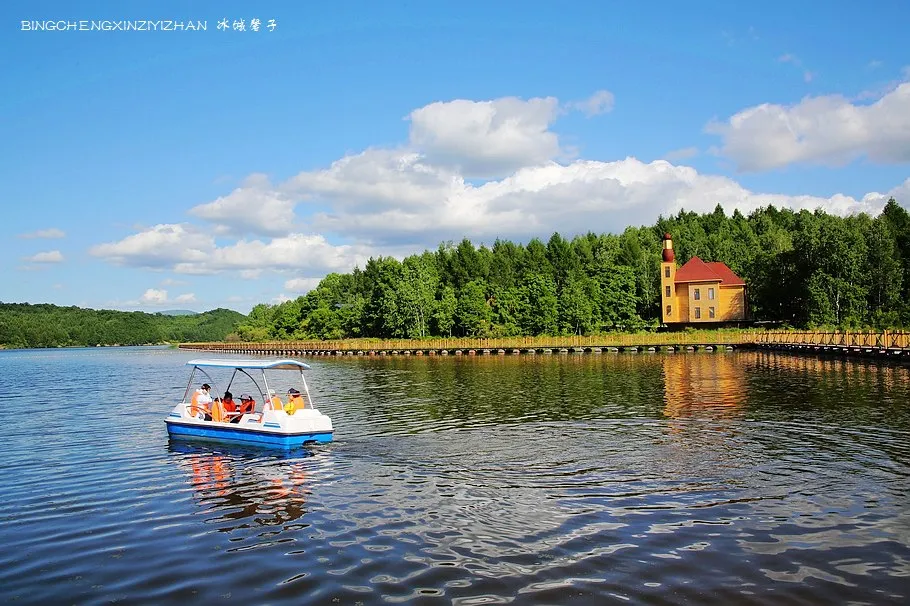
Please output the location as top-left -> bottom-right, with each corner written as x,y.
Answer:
165,358 -> 333,448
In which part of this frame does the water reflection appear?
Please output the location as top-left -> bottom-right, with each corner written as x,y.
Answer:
168,442 -> 313,529
3,348 -> 909,605
661,352 -> 745,419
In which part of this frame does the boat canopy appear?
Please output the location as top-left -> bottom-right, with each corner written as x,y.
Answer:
185,358 -> 312,371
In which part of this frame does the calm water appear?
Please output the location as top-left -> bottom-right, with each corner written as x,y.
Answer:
1,347 -> 909,605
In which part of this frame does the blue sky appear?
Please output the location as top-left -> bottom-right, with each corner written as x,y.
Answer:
2,0 -> 908,315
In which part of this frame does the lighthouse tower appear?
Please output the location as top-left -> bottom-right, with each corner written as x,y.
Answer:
660,233 -> 676,324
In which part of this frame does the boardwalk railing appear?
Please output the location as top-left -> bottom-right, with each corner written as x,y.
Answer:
178,330 -> 910,355
180,331 -> 757,353
753,330 -> 910,350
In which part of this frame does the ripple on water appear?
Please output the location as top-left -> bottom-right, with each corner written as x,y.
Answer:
0,349 -> 908,604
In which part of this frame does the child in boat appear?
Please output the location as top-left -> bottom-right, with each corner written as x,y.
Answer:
285,388 -> 305,414
238,394 -> 256,418
222,391 -> 239,423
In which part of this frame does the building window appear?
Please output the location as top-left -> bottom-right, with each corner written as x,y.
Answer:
695,307 -> 701,319
694,288 -> 701,301
666,305 -> 672,316
665,285 -> 671,298
664,266 -> 670,278
709,306 -> 715,319
708,287 -> 715,300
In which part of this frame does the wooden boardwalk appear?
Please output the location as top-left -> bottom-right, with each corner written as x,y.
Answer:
178,330 -> 910,360
753,330 -> 910,359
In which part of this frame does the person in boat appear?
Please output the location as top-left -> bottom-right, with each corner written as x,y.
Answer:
211,397 -> 227,422
238,394 -> 256,417
190,383 -> 213,420
285,388 -> 305,415
268,389 -> 283,411
222,391 -> 239,423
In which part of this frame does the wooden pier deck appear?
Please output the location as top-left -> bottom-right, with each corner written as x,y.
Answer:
178,330 -> 910,360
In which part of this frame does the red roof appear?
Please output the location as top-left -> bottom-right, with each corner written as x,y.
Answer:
674,256 -> 745,286
705,262 -> 745,286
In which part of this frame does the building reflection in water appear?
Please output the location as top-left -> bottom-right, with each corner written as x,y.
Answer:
662,352 -> 746,420
170,442 -> 313,530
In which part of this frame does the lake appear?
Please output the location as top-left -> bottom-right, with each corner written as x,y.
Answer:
1,346 -> 908,604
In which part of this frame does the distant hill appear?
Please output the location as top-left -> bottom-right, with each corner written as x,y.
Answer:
0,302 -> 246,348
158,309 -> 199,316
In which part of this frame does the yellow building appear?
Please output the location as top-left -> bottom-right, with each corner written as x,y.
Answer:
660,233 -> 748,326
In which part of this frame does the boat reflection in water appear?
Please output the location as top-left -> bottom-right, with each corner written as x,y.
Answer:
168,441 -> 315,530
661,352 -> 746,420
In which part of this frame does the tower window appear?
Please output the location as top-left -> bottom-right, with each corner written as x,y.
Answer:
664,266 -> 670,278
709,307 -> 716,319
666,305 -> 672,316
708,287 -> 715,300
694,288 -> 701,301
665,285 -> 671,298
695,307 -> 701,319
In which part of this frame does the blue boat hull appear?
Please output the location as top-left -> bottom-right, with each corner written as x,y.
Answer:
165,420 -> 333,449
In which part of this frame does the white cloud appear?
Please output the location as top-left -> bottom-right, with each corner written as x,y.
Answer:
94,92 -> 910,285
407,96 -> 563,178
272,294 -> 292,304
140,288 -> 168,305
183,234 -> 371,274
566,90 -> 615,117
24,250 -> 64,263
706,79 -> 910,171
285,277 -> 322,293
868,60 -> 883,70
188,173 -> 296,237
288,148 -> 462,213
174,293 -> 196,303
92,224 -> 371,276
663,147 -> 699,162
19,228 -> 65,239
89,223 -> 215,267
299,156 -> 905,247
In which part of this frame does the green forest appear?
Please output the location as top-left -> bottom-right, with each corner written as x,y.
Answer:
3,199 -> 908,349
0,304 -> 245,348
231,198 -> 910,341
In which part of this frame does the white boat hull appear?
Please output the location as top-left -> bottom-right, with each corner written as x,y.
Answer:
165,403 -> 333,448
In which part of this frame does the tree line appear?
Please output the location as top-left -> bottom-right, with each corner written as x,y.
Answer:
3,199 -> 907,349
231,198 -> 910,341
0,304 -> 246,348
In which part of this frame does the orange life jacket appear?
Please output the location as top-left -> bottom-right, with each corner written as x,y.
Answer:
211,399 -> 226,422
285,395 -> 304,415
190,391 -> 202,417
